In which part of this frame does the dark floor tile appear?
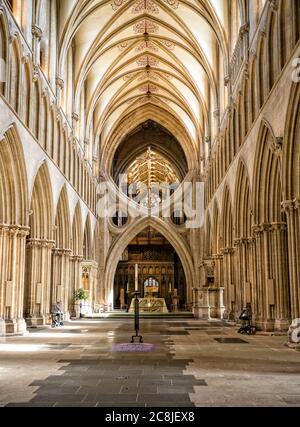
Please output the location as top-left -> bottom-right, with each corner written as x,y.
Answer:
157,386 -> 191,394
206,331 -> 227,335
138,393 -> 191,402
31,394 -> 86,403
83,394 -> 138,402
146,402 -> 195,408
214,338 -> 249,344
6,402 -> 55,407
160,331 -> 189,335
54,402 -> 98,407
32,386 -> 80,394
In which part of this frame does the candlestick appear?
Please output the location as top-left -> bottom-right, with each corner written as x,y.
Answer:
135,264 -> 138,291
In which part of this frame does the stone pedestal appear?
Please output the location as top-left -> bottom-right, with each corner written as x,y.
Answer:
208,287 -> 225,319
5,318 -> 27,335
172,296 -> 180,312
193,287 -> 210,319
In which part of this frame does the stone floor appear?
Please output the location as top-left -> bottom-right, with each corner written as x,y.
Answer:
0,318 -> 299,407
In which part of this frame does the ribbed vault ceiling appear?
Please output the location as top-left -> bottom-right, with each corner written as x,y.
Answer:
59,0 -> 228,148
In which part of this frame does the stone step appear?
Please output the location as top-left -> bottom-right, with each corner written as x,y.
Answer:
84,311 -> 194,319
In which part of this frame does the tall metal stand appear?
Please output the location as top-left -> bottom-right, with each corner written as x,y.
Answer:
131,292 -> 143,343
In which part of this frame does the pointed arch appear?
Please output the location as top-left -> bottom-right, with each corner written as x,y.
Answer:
92,221 -> 99,262
21,61 -> 31,127
0,9 -> 9,96
221,185 -> 233,249
83,214 -> 93,261
54,186 -> 71,250
205,211 -> 212,257
9,37 -> 21,112
29,162 -> 54,240
257,34 -> 266,110
212,200 -> 220,255
266,8 -> 278,90
71,202 -> 83,257
105,217 -> 195,306
40,93 -> 49,150
253,122 -> 283,225
234,160 -> 252,238
0,125 -> 28,225
31,78 -> 41,139
283,83 -> 300,200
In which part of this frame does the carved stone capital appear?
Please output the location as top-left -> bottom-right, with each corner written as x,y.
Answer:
259,27 -> 266,38
261,223 -> 272,232
213,109 -> 220,119
221,247 -> 235,255
268,0 -> 279,11
212,253 -> 223,260
21,54 -> 30,64
32,65 -> 39,82
56,76 -> 64,89
282,199 -> 299,213
42,87 -> 49,98
32,25 -> 43,39
234,237 -> 253,246
72,112 -> 79,122
240,23 -> 249,35
0,224 -> 30,236
70,255 -> 84,262
53,248 -> 72,256
270,137 -> 283,154
252,225 -> 263,236
224,75 -> 230,86
27,238 -> 56,249
269,222 -> 287,232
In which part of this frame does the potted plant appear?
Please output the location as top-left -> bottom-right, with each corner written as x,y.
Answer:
74,288 -> 89,318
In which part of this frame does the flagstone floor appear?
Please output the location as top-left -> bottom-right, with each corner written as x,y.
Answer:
0,318 -> 299,407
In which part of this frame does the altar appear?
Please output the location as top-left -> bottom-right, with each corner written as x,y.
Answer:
129,297 -> 169,313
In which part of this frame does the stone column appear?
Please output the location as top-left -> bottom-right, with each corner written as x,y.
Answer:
213,253 -> 223,288
247,237 -> 257,322
0,225 -> 29,335
31,24 -> 42,66
218,287 -> 225,319
233,239 -> 243,317
222,247 -> 235,319
270,222 -> 290,331
89,261 -> 99,311
282,200 -> 300,320
69,255 -> 83,317
56,77 -> 64,109
192,287 -> 199,318
51,248 -> 72,320
252,225 -> 265,329
25,238 -> 55,326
